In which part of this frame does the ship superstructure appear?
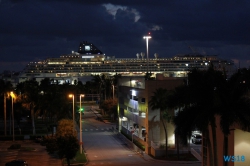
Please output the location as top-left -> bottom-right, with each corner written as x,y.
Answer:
18,41 -> 235,84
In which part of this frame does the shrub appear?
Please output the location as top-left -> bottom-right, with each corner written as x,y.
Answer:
44,135 -> 58,154
8,144 -> 21,149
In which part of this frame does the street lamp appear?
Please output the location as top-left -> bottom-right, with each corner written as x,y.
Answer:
185,64 -> 189,85
79,94 -> 85,154
112,84 -> 114,100
143,33 -> 151,73
69,94 -> 75,130
10,91 -> 15,141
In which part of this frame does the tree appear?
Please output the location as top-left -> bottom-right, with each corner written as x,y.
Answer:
172,66 -> 227,166
44,135 -> 58,154
149,88 -> 171,158
215,68 -> 250,166
172,65 -> 250,166
91,74 -> 106,101
174,105 -> 214,165
45,119 -> 79,166
99,97 -> 118,120
168,85 -> 191,159
56,119 -> 77,137
16,80 -> 39,135
187,66 -> 226,166
57,135 -> 79,166
38,80 -> 71,122
90,74 -> 121,104
0,79 -> 13,136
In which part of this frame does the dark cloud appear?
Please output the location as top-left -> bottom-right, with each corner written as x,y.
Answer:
1,0 -> 250,72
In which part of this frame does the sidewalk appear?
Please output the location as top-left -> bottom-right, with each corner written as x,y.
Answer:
117,131 -> 201,164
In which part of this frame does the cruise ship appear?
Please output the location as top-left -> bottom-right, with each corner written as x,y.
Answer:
18,41 -> 235,84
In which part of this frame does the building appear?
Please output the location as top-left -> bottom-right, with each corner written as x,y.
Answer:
117,74 -> 185,156
18,41 -> 235,84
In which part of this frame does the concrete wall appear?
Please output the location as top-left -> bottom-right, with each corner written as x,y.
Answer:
235,129 -> 250,166
205,116 -> 234,166
145,79 -> 184,151
151,146 -> 189,158
121,126 -> 146,146
124,110 -> 146,127
204,116 -> 250,166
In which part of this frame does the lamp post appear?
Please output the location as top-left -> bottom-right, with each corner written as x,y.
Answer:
10,91 -> 15,141
185,64 -> 189,85
79,94 -> 84,154
69,94 -> 75,130
143,34 -> 151,73
132,132 -> 134,143
112,84 -> 114,100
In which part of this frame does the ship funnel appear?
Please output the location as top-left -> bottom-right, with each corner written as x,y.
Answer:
141,52 -> 145,59
136,53 -> 140,59
154,53 -> 159,59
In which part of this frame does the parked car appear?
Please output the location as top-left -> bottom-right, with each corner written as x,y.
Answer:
191,134 -> 202,144
5,159 -> 28,166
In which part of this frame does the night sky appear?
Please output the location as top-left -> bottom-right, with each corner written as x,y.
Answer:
1,0 -> 250,72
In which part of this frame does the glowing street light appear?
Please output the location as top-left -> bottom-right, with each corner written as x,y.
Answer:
185,64 -> 189,85
143,33 -> 151,73
10,91 -> 15,141
79,94 -> 84,154
69,94 -> 75,130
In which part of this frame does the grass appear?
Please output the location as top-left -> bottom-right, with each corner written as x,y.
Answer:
20,147 -> 36,151
8,144 -> 35,151
8,144 -> 21,149
63,150 -> 87,166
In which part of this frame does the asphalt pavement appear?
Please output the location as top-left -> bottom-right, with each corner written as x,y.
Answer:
0,140 -> 62,166
0,108 -> 201,166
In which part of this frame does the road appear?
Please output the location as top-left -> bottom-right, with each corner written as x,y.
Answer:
81,110 -> 202,166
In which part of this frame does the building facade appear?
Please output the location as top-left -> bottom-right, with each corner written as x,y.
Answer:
117,74 -> 184,156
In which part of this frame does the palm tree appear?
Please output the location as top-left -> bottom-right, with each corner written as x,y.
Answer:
113,73 -> 121,95
149,88 -> 172,158
0,79 -> 13,136
38,82 -> 70,122
187,66 -> 228,166
172,67 -> 250,166
173,66 -> 226,166
91,74 -> 105,101
16,80 -> 40,135
168,85 -> 190,159
215,68 -> 250,166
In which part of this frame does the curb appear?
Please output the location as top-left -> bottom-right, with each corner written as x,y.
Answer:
118,132 -> 202,164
